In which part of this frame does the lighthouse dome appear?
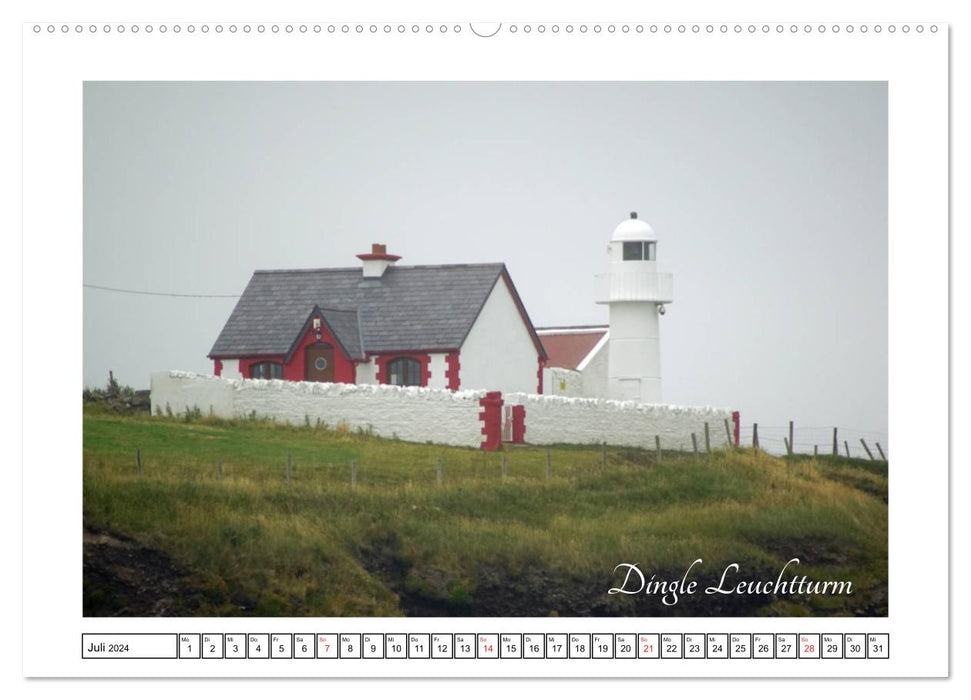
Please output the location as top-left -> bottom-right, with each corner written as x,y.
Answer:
612,212 -> 656,241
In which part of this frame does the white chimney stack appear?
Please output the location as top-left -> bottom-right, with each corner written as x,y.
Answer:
357,243 -> 401,278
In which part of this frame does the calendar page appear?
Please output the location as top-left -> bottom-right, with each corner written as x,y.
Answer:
19,0 -> 949,683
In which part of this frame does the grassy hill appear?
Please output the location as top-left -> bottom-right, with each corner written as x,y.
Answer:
82,408 -> 888,617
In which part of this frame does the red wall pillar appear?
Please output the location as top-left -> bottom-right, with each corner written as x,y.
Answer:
511,405 -> 526,444
479,391 -> 504,451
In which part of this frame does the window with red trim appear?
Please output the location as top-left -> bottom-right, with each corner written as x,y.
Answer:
386,357 -> 422,386
250,361 -> 283,379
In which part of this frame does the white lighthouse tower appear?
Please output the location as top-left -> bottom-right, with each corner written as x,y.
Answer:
596,212 -> 674,403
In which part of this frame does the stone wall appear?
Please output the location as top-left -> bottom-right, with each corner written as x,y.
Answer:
150,371 -> 487,448
504,392 -> 735,450
150,371 -> 736,452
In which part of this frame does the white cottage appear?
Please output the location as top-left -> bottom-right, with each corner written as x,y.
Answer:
208,244 -> 547,395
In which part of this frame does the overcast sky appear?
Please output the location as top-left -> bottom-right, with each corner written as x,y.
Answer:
83,81 -> 887,444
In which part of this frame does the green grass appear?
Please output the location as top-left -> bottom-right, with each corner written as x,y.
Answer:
83,410 -> 888,617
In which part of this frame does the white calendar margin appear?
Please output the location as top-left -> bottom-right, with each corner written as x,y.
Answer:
21,18 -> 948,678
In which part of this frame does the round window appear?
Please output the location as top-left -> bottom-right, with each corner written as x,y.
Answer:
314,357 -> 328,371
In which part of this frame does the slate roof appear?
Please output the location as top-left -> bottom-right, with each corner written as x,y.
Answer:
209,264 -> 546,360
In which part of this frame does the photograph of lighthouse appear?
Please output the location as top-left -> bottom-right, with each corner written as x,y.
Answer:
83,81 -> 887,617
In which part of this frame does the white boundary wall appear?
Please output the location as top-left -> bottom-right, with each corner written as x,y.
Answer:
150,371 -> 487,448
505,392 -> 734,450
151,371 -> 236,416
150,371 -> 735,452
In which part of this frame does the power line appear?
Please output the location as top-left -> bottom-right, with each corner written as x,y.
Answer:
84,283 -> 240,299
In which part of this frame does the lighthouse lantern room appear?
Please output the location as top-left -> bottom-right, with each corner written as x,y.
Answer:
596,212 -> 674,403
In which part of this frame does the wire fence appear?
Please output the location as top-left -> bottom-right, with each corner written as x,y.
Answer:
99,420 -> 888,495
739,423 -> 888,461
92,443 -> 649,491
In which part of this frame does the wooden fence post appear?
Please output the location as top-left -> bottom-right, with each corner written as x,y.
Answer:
788,421 -> 794,456
691,433 -> 699,455
655,435 -> 662,464
844,441 -> 850,458
436,456 -> 442,487
502,454 -> 507,482
833,428 -> 839,456
724,419 -> 733,446
753,424 -> 759,450
875,442 -> 887,461
860,439 -> 876,461
784,437 -> 792,456
813,445 -> 818,457
136,448 -> 142,476
704,423 -> 711,453
351,459 -> 357,487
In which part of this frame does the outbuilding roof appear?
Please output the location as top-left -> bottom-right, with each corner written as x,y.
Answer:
209,263 -> 547,361
537,326 -> 608,370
